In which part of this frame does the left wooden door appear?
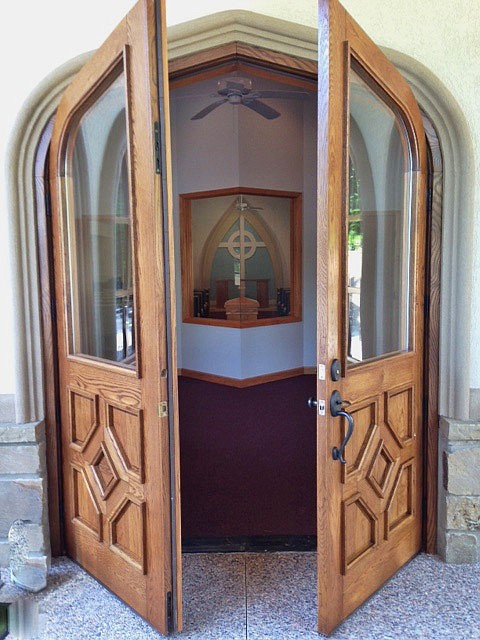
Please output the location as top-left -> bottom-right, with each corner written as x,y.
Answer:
50,0 -> 181,634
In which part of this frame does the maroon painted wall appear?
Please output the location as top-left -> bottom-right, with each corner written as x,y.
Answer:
178,375 -> 317,538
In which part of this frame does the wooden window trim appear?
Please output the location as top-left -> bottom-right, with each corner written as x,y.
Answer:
59,50 -> 141,374
169,42 -> 317,84
180,186 -> 302,328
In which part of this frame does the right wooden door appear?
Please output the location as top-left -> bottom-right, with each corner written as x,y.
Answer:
316,0 -> 427,634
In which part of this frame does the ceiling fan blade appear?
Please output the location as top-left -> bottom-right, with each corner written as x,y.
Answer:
242,99 -> 281,120
174,92 -> 218,100
256,90 -> 310,99
191,99 -> 228,120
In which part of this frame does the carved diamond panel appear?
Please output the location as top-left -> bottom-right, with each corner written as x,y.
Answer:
366,439 -> 396,498
384,458 -> 415,539
342,493 -> 378,574
385,386 -> 414,448
342,400 -> 378,482
109,498 -> 146,573
69,388 -> 98,452
91,443 -> 119,500
71,464 -> 102,540
106,404 -> 144,483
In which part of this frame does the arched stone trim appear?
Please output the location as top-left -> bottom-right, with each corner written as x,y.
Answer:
382,48 -> 474,420
7,12 -> 473,426
167,10 -> 317,62
7,52 -> 92,423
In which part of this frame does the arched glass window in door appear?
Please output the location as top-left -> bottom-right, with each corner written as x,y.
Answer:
65,69 -> 135,366
347,63 -> 413,363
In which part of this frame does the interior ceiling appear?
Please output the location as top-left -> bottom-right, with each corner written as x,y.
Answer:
170,68 -> 316,120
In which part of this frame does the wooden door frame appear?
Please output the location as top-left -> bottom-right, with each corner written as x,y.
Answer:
36,42 -> 440,561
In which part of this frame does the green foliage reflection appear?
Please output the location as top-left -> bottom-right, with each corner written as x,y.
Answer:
348,160 -> 362,251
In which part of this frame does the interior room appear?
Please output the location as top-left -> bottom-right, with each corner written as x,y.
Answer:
169,63 -> 318,566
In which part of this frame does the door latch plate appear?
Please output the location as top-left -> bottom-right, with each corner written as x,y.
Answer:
158,401 -> 168,418
318,399 -> 326,416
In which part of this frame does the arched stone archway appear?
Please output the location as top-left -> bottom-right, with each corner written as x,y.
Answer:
7,51 -> 92,424
7,19 -> 474,425
383,48 -> 475,421
4,11 -> 475,564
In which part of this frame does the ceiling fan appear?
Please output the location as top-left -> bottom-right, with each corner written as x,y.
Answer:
235,195 -> 263,213
190,77 -> 308,121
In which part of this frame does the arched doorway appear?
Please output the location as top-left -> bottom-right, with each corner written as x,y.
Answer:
6,5 -> 472,636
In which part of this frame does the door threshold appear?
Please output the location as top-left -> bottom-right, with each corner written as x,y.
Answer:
182,535 -> 317,553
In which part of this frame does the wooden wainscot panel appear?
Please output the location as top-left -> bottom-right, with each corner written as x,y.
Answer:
68,387 -> 99,452
108,496 -> 147,574
341,492 -> 378,575
384,458 -> 415,540
90,441 -> 120,500
385,384 -> 415,448
105,402 -> 145,484
71,463 -> 103,541
341,397 -> 378,484
366,438 -> 396,499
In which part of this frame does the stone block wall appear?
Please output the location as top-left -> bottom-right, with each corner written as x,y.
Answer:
0,421 -> 50,568
438,417 -> 480,562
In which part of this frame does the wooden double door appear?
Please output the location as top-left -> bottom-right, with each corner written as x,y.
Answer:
50,0 -> 426,635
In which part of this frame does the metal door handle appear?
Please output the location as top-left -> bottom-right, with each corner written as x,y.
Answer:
307,397 -> 318,409
332,410 -> 354,464
330,390 -> 354,465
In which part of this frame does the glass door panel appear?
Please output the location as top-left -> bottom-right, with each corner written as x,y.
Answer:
347,63 -> 413,364
65,70 -> 135,366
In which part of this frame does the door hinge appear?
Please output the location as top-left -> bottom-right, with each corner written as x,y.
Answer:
45,191 -> 52,217
50,298 -> 57,322
424,293 -> 430,320
166,591 -> 173,633
55,401 -> 61,428
422,399 -> 428,424
154,121 -> 161,175
158,401 -> 168,418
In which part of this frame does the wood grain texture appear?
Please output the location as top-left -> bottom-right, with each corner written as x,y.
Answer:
34,118 -> 64,557
423,117 -> 442,554
179,367 -> 312,388
164,115 -> 185,634
50,0 -> 174,633
317,0 -> 346,633
317,0 -> 427,634
169,42 -> 317,81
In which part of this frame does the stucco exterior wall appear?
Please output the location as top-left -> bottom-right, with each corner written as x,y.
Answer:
1,0 -> 479,404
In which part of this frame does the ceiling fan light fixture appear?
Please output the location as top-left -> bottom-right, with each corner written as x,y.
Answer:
190,75 -> 307,120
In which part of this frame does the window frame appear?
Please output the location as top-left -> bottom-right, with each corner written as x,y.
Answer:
179,186 -> 302,328
60,54 -> 140,372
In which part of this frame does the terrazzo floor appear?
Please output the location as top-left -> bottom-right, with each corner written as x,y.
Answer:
0,552 -> 479,639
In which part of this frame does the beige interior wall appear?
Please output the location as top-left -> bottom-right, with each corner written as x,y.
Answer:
170,72 -> 317,379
